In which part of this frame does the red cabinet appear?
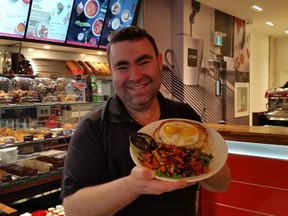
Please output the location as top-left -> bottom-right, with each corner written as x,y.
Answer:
200,153 -> 288,216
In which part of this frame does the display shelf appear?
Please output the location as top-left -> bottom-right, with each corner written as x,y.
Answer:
0,101 -> 99,109
0,101 -> 98,207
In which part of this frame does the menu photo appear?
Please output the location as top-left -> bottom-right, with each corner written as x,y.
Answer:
66,0 -> 108,48
25,0 -> 74,43
99,0 -> 140,49
0,0 -> 30,39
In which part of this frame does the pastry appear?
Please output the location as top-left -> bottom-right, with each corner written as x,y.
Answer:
19,159 -> 53,172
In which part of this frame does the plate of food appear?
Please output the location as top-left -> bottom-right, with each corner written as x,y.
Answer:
92,18 -> 104,36
36,23 -> 48,38
129,118 -> 228,182
84,0 -> 99,18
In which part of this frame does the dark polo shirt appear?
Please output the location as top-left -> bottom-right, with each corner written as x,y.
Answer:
61,92 -> 201,216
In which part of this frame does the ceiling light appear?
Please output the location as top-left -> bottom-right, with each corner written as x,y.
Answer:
96,51 -> 104,55
285,31 -> 288,34
265,22 -> 274,26
43,45 -> 51,49
250,5 -> 263,11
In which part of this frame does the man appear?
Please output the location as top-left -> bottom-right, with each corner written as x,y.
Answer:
61,26 -> 230,216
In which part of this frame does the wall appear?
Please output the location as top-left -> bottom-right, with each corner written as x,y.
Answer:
249,30 -> 269,124
276,37 -> 288,87
142,0 -> 173,57
143,0 -> 215,65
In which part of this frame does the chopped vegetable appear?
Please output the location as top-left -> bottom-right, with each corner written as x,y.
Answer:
75,21 -> 91,28
138,143 -> 213,178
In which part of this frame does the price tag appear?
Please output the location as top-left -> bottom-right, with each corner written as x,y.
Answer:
24,135 -> 34,142
56,131 -> 64,137
4,137 -> 15,145
63,129 -> 73,136
44,133 -> 53,139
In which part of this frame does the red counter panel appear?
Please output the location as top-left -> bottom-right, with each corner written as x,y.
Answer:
200,153 -> 288,216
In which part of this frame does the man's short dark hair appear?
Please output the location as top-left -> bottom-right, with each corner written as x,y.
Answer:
106,26 -> 159,62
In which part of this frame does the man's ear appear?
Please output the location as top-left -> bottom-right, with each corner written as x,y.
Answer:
157,53 -> 163,69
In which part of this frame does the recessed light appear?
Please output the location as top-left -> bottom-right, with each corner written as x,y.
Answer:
285,31 -> 288,34
250,5 -> 263,11
265,22 -> 274,26
43,45 -> 51,49
96,51 -> 104,55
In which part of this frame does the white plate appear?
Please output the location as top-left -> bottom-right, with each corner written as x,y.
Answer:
129,118 -> 228,182
121,10 -> 130,22
36,23 -> 48,38
84,0 -> 99,18
111,2 -> 121,15
111,18 -> 120,30
92,18 -> 104,36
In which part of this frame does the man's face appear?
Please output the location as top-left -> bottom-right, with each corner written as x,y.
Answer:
108,38 -> 162,111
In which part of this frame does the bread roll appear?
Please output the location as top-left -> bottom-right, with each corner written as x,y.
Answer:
85,61 -> 101,75
95,62 -> 107,75
66,60 -> 84,75
20,159 -> 53,172
100,63 -> 110,75
77,60 -> 93,75
0,170 -> 7,179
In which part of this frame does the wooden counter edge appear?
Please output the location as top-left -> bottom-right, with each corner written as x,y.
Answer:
206,124 -> 288,145
0,203 -> 17,216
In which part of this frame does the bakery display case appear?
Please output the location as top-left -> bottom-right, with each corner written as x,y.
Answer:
0,75 -> 103,211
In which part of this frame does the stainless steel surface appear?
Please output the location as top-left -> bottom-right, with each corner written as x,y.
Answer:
265,87 -> 288,124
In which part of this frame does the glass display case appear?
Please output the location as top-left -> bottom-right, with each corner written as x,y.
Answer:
0,75 -> 103,209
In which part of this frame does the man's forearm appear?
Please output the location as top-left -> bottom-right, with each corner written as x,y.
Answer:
63,176 -> 140,216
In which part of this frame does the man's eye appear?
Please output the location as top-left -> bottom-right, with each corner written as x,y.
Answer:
139,60 -> 150,66
115,65 -> 128,70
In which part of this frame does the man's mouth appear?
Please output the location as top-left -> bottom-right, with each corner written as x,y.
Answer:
128,83 -> 148,90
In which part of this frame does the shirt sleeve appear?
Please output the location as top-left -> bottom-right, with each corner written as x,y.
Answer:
60,110 -> 108,199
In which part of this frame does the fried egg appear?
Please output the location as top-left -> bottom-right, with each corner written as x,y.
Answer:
158,121 -> 200,147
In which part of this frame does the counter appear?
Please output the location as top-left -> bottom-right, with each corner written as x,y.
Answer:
207,123 -> 288,145
200,124 -> 288,216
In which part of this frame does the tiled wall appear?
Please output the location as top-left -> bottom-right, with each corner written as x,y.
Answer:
161,65 -> 249,125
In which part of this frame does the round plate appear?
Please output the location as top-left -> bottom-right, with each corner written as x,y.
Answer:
36,23 -> 48,38
111,2 -> 121,15
84,0 -> 99,19
121,10 -> 130,22
129,118 -> 228,182
92,18 -> 104,36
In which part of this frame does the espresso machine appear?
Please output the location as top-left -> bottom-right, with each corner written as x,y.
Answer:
253,82 -> 288,126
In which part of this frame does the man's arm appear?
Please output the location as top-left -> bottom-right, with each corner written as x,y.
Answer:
63,167 -> 191,216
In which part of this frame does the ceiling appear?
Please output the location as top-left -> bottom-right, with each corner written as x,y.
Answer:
199,0 -> 288,38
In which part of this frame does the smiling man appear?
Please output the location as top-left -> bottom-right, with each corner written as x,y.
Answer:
61,26 -> 230,216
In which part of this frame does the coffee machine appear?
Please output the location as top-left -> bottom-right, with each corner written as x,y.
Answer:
253,83 -> 288,126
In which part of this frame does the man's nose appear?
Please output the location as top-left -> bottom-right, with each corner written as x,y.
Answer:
129,65 -> 142,79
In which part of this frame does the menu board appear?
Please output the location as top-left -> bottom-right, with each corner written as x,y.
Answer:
0,0 -> 30,39
98,0 -> 140,50
65,0 -> 108,48
25,0 -> 74,43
